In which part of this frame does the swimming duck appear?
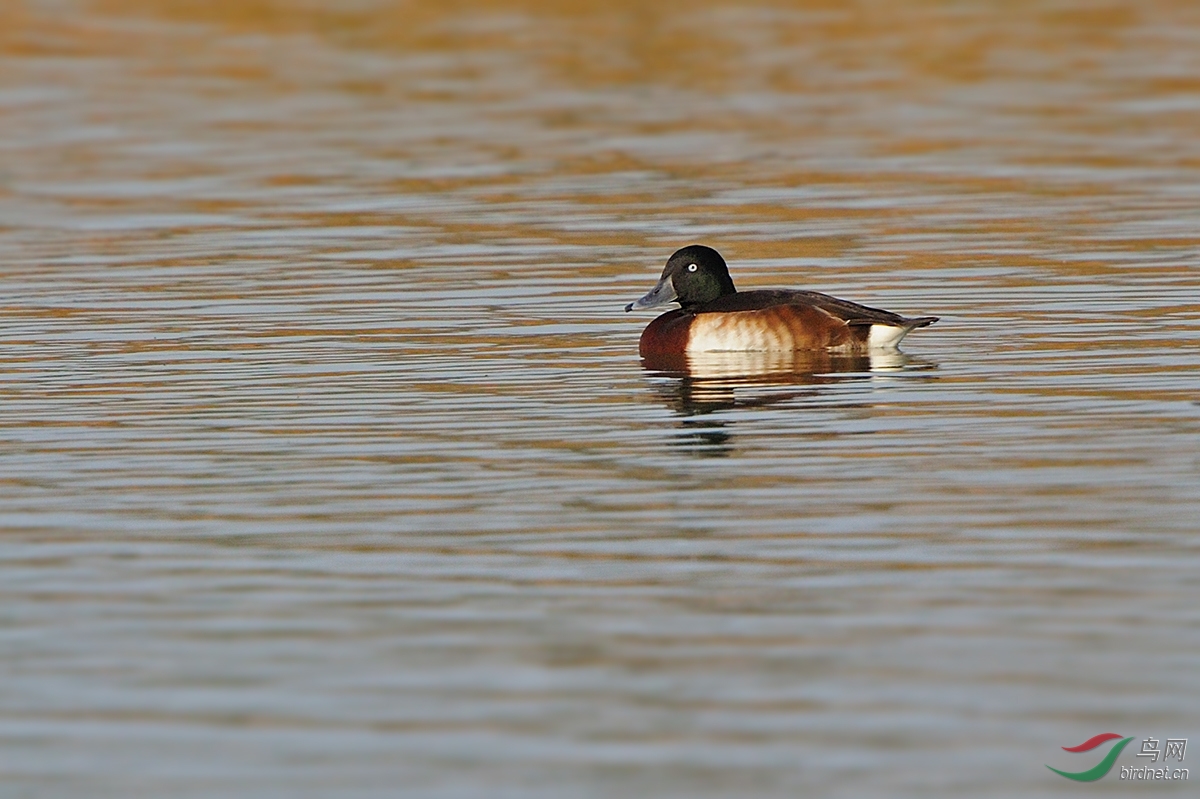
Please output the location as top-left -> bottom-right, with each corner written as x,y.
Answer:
625,245 -> 937,356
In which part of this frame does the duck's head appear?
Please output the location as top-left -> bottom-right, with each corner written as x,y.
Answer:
625,245 -> 738,313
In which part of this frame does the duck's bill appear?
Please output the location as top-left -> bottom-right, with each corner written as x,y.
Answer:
624,276 -> 677,312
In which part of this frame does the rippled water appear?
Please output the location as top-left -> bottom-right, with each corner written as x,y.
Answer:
2,1 -> 1199,796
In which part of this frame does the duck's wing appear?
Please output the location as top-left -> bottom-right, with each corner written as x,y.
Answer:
703,289 -> 938,329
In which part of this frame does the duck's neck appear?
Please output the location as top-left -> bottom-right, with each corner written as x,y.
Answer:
679,274 -> 736,312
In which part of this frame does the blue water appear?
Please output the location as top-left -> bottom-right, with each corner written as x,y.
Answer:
2,2 -> 1199,796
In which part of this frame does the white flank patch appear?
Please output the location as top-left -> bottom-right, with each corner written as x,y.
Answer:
686,314 -> 782,353
686,323 -> 755,352
867,324 -> 908,350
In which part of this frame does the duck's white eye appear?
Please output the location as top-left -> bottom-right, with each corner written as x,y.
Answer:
687,263 -> 698,272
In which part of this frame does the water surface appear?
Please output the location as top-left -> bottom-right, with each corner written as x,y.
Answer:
2,1 -> 1199,796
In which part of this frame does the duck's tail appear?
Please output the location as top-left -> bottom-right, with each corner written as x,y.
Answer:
866,316 -> 938,349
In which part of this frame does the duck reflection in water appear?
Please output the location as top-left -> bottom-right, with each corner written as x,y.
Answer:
642,349 -> 930,457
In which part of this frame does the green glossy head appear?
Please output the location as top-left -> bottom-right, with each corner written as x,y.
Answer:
625,245 -> 737,313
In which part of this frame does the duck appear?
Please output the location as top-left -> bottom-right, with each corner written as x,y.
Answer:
625,245 -> 937,356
